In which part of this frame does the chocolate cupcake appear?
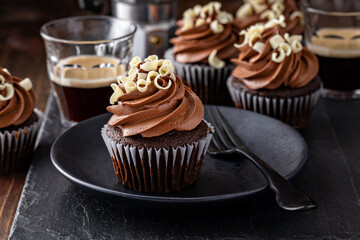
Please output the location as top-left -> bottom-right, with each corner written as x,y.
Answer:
101,55 -> 213,193
234,0 -> 304,35
164,2 -> 238,106
227,17 -> 321,129
0,67 -> 43,175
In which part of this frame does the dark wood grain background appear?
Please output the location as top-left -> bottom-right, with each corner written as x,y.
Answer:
0,0 -> 241,238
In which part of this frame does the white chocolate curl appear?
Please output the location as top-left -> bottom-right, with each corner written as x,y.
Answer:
236,3 -> 253,18
193,5 -> 202,15
2,68 -> 10,75
146,71 -> 159,85
162,60 -> 174,73
217,11 -> 234,24
253,42 -> 265,53
248,32 -> 261,47
124,81 -> 137,93
0,74 -> 5,85
136,79 -> 149,93
118,73 -> 136,84
201,2 -> 222,18
145,55 -> 158,62
156,59 -> 164,66
251,1 -> 267,13
208,50 -> 225,69
129,56 -> 141,68
284,33 -> 303,44
265,15 -> 286,28
279,42 -> 292,56
0,74 -> 15,101
270,34 -> 285,49
18,78 -> 33,91
110,83 -> 124,104
128,66 -> 138,76
195,18 -> 205,27
272,48 -> 286,63
140,61 -> 158,71
154,75 -> 172,90
170,72 -> 176,81
159,65 -> 170,76
291,40 -> 303,53
271,2 -> 285,16
109,56 -> 178,103
183,8 -> 196,19
210,20 -> 224,34
137,73 -> 147,80
290,11 -> 304,24
181,17 -> 194,31
260,10 -> 276,20
0,74 -> 14,101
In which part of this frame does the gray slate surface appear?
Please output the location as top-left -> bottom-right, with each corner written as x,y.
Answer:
9,95 -> 360,240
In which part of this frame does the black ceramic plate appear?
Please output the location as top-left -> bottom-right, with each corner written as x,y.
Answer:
51,106 -> 307,208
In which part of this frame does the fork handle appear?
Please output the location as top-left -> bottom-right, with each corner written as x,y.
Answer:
236,148 -> 316,211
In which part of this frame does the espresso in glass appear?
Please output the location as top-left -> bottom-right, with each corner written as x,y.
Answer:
51,55 -> 124,122
307,28 -> 360,98
41,16 -> 136,126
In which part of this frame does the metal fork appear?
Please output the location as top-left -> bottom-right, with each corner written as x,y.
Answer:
204,106 -> 316,211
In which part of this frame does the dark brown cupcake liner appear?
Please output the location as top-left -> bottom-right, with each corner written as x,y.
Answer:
164,49 -> 234,106
101,122 -> 214,193
227,77 -> 321,129
0,109 -> 44,175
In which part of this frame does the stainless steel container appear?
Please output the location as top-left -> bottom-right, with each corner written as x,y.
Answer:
111,0 -> 178,58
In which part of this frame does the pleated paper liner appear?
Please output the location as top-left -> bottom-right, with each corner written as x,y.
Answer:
164,49 -> 234,106
0,109 -> 44,175
101,122 -> 214,193
227,77 -> 322,129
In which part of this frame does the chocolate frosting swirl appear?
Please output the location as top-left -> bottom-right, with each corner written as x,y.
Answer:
107,58 -> 204,138
170,3 -> 239,64
0,67 -> 36,128
234,0 -> 304,35
231,26 -> 319,90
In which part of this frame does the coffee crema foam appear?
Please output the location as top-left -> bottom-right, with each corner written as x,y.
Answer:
306,28 -> 360,58
52,55 -> 125,88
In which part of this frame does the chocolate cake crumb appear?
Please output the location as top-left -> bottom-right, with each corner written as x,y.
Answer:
231,76 -> 322,98
106,120 -> 210,149
1,111 -> 39,133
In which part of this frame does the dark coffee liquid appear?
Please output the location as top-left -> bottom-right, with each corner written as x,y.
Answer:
51,55 -> 124,122
308,28 -> 360,97
53,82 -> 113,122
317,55 -> 360,91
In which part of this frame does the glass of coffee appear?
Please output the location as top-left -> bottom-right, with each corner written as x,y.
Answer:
41,16 -> 136,126
302,0 -> 360,99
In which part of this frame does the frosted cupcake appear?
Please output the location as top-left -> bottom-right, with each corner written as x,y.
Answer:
0,67 -> 43,175
227,17 -> 321,129
234,0 -> 304,35
101,55 -> 213,193
164,1 -> 238,106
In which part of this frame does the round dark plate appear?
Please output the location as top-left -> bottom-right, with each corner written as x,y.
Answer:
50,106 -> 307,208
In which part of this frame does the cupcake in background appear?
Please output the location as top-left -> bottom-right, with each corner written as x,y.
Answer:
101,55 -> 213,193
227,16 -> 321,129
234,0 -> 304,35
0,67 -> 43,175
164,1 -> 238,106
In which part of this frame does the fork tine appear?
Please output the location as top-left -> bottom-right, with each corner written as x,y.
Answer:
206,106 -> 236,149
213,106 -> 244,148
204,106 -> 223,151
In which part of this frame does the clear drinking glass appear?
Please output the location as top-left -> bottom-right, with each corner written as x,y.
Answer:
41,16 -> 136,126
302,0 -> 360,99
